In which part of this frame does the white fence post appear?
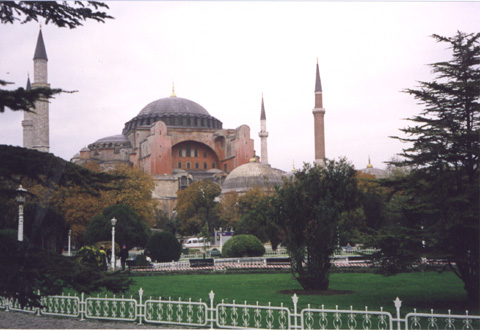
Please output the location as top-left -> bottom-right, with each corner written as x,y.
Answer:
394,297 -> 402,330
138,288 -> 144,325
80,292 -> 85,321
292,293 -> 299,329
209,290 -> 215,329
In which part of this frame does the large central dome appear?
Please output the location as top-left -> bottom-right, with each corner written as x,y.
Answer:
123,95 -> 223,135
138,97 -> 210,117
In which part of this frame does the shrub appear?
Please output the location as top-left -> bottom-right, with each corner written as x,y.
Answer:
146,232 -> 182,262
222,235 -> 265,258
76,245 -> 106,270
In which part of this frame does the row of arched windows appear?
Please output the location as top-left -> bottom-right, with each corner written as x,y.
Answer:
177,161 -> 216,170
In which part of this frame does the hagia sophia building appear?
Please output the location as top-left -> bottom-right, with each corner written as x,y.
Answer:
21,29 -> 384,217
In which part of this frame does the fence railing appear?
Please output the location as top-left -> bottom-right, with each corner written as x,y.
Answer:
1,289 -> 479,329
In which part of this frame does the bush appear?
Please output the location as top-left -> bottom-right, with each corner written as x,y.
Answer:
146,232 -> 182,262
221,235 -> 265,258
76,245 -> 106,270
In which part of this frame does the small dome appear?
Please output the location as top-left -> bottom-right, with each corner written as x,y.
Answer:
222,160 -> 284,193
94,134 -> 130,144
88,134 -> 132,149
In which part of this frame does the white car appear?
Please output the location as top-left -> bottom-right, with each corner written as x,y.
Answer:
183,237 -> 210,248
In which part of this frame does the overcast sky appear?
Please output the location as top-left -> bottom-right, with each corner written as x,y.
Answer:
1,1 -> 479,172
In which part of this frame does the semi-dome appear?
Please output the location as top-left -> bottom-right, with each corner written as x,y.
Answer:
88,134 -> 132,149
123,95 -> 223,135
222,159 -> 284,193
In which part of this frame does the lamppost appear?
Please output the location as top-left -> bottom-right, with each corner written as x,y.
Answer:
68,229 -> 72,256
16,185 -> 27,242
111,217 -> 117,270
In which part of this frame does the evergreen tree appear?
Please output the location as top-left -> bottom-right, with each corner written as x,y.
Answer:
390,32 -> 479,307
273,159 -> 360,290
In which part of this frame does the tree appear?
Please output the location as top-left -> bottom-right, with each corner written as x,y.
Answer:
216,191 -> 241,229
389,32 -> 479,307
146,232 -> 182,262
273,159 -> 360,290
176,180 -> 221,235
84,204 -> 151,251
236,187 -> 282,250
0,2 -> 113,113
0,229 -> 132,308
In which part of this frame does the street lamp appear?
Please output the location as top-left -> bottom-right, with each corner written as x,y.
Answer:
16,185 -> 27,242
68,230 -> 72,256
111,217 -> 117,270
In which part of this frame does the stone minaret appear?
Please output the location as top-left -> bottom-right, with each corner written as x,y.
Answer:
258,94 -> 269,165
312,59 -> 325,164
23,28 -> 50,152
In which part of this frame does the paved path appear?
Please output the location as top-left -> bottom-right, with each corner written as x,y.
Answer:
0,311 -> 191,329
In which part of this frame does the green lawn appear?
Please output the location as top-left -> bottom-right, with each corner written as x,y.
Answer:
121,271 -> 469,315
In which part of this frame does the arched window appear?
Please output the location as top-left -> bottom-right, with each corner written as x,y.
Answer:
195,162 -> 199,169
178,162 -> 182,168
203,162 -> 208,169
186,162 -> 191,169
212,162 -> 216,169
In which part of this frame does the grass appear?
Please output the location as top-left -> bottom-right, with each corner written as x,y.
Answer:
118,271 -> 470,315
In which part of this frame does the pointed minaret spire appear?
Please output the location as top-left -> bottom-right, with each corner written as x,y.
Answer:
315,57 -> 322,93
259,93 -> 269,165
23,28 -> 50,153
33,28 -> 48,61
312,59 -> 326,164
26,74 -> 31,91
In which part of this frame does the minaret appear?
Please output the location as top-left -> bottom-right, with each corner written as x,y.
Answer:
312,59 -> 325,164
23,27 -> 50,152
258,94 -> 269,165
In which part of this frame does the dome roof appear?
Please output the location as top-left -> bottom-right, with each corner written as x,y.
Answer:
88,134 -> 132,149
138,97 -> 210,117
123,95 -> 223,135
222,160 -> 284,193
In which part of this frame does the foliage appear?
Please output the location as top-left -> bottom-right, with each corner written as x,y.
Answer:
135,254 -> 151,267
235,187 -> 282,250
0,1 -> 113,28
100,164 -> 157,226
221,234 -> 265,258
176,180 -> 221,235
146,231 -> 182,262
76,245 -> 106,271
84,204 -> 150,251
216,191 -> 241,229
23,203 -> 69,253
0,230 -> 132,308
387,32 -> 480,307
273,159 -> 360,290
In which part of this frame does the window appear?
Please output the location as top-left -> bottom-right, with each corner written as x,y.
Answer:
212,162 -> 216,169
203,162 -> 208,169
178,148 -> 182,157
186,145 -> 191,157
178,162 -> 182,168
195,162 -> 199,169
186,162 -> 191,169
194,148 -> 198,157
203,151 -> 207,158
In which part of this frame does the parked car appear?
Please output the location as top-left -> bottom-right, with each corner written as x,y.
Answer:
183,237 -> 210,248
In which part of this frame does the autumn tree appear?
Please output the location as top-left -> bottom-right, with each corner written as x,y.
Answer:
386,32 -> 480,307
216,191 -> 241,229
273,159 -> 360,290
176,180 -> 221,235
